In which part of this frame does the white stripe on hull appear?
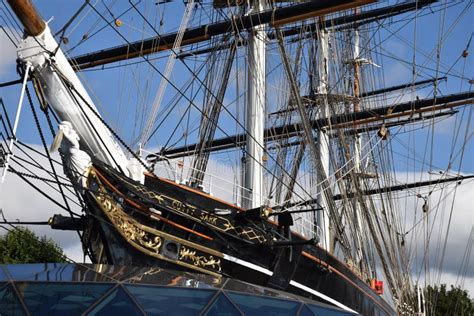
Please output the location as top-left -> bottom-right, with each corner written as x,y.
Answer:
223,253 -> 357,314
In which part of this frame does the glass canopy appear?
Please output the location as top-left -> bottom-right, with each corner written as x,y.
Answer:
0,263 -> 357,315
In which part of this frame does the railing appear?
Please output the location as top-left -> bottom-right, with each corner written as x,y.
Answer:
150,155 -> 253,207
293,213 -> 322,241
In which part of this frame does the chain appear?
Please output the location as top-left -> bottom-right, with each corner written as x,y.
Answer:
8,168 -> 74,187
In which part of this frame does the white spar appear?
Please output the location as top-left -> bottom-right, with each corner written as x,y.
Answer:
16,24 -> 144,182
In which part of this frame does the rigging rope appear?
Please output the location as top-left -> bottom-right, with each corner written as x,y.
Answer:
138,0 -> 195,149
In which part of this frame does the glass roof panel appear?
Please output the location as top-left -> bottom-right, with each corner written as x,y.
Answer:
227,292 -> 300,316
0,283 -> 26,316
0,266 -> 9,281
299,304 -> 316,316
126,285 -> 216,315
1,264 -> 358,315
17,282 -> 112,315
96,266 -> 163,283
204,293 -> 241,316
87,286 -> 143,316
6,263 -> 73,281
122,267 -> 217,289
223,278 -> 296,300
307,304 -> 355,316
5,263 -> 115,283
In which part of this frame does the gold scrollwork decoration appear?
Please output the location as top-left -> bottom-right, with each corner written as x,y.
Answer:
89,183 -> 223,277
179,246 -> 222,272
96,193 -> 162,254
223,223 -> 267,243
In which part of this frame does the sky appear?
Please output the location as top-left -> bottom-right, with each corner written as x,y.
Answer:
0,0 -> 472,302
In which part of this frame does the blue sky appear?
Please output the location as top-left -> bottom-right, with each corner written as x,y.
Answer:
1,0 -> 471,172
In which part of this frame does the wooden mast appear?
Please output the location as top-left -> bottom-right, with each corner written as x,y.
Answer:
7,0 -> 45,36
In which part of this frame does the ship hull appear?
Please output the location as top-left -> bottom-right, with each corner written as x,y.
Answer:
82,163 -> 395,315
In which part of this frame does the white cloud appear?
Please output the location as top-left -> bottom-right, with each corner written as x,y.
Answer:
0,144 -> 85,262
391,172 -> 474,294
0,26 -> 19,78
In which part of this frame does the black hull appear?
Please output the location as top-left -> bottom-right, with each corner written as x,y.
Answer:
82,163 -> 395,315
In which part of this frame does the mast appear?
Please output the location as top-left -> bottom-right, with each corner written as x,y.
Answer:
316,24 -> 331,251
7,0 -> 44,36
351,8 -> 365,273
243,0 -> 266,209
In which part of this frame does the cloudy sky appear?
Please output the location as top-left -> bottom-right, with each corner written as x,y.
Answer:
0,0 -> 472,301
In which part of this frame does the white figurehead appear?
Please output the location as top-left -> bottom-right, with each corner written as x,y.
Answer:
51,121 -> 92,190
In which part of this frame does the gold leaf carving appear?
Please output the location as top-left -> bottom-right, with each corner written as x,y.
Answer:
89,184 -> 223,276
179,246 -> 221,272
96,194 -> 162,253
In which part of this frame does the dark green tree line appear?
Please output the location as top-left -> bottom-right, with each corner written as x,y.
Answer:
0,226 -> 66,263
426,284 -> 474,316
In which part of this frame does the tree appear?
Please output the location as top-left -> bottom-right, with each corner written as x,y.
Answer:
425,284 -> 474,316
0,226 -> 66,263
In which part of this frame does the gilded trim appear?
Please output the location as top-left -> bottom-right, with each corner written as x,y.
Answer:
123,179 -> 268,243
179,246 -> 222,272
89,171 -> 223,276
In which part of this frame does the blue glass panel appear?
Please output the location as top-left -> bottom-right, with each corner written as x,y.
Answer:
87,286 -> 142,316
5,263 -> 115,282
0,283 -> 26,316
204,293 -> 241,316
227,292 -> 300,316
307,304 -> 355,316
18,282 -> 112,315
122,268 -> 217,289
0,266 -> 9,281
299,304 -> 316,316
223,279 -> 295,300
6,263 -> 74,281
127,285 -> 216,315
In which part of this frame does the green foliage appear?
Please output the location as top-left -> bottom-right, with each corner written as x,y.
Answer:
425,284 -> 474,316
0,227 -> 66,263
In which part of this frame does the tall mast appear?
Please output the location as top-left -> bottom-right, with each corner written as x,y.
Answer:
243,0 -> 266,209
351,10 -> 366,274
316,24 -> 331,251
